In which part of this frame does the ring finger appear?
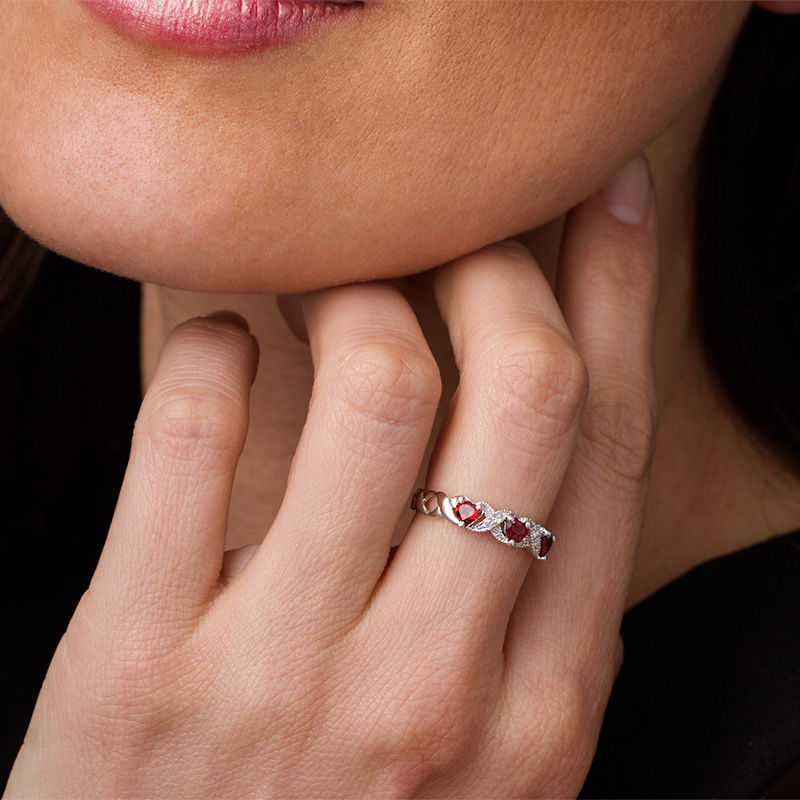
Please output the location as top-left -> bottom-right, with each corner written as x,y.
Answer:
372,240 -> 588,649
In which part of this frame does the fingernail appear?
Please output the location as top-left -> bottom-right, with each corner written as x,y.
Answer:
202,310 -> 250,332
598,155 -> 653,226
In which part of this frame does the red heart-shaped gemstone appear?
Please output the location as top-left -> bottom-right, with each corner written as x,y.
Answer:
455,500 -> 483,525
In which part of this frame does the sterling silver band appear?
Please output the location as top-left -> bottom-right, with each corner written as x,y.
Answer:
410,488 -> 555,560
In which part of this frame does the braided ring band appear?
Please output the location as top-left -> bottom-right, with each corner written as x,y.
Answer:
410,489 -> 555,560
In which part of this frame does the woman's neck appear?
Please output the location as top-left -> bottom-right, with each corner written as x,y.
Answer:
140,73 -> 800,609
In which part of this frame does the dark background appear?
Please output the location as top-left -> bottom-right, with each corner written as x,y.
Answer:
0,253 -> 141,783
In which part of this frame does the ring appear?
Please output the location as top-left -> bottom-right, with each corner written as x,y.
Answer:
410,488 -> 555,560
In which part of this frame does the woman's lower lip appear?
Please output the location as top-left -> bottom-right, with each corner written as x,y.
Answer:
79,0 -> 366,54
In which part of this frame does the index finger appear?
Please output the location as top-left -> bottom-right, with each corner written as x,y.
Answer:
505,156 -> 659,706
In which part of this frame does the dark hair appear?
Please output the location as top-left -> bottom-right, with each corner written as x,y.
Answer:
694,5 -> 800,479
1,6 -> 799,477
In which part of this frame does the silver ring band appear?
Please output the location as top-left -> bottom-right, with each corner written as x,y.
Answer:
410,488 -> 555,560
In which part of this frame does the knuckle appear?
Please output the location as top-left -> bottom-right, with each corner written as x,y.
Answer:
549,675 -> 596,739
581,380 -> 657,484
332,341 -> 441,434
59,617 -> 192,747
482,331 -> 588,440
101,647 -> 172,714
535,670 -> 608,777
379,698 -> 477,792
370,661 -> 482,791
136,386 -> 247,464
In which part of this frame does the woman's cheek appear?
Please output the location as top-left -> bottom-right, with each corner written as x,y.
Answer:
0,1 -> 747,292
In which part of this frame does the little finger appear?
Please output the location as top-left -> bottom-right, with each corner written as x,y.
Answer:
505,155 -> 659,713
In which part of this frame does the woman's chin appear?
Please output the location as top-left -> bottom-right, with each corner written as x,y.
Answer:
2,167 -> 582,294
3,215 -> 485,294
1,0 -> 751,293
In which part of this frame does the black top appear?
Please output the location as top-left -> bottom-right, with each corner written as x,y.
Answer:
2,253 -> 799,797
581,530 -> 800,799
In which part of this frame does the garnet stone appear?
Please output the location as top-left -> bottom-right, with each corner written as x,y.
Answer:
502,518 -> 529,543
538,536 -> 553,558
455,499 -> 483,525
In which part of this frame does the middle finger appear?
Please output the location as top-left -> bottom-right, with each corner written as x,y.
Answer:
240,282 -> 442,627
373,241 -> 588,648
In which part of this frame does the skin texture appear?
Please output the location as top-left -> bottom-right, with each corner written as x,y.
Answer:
7,166 -> 661,798
4,2 -> 800,796
0,1 -> 748,291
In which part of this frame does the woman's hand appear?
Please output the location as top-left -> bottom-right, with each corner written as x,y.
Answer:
6,156 -> 658,798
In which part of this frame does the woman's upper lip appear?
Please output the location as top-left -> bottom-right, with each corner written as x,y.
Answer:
78,0 -> 368,55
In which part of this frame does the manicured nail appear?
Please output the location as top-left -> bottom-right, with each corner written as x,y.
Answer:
202,310 -> 250,332
598,155 -> 653,226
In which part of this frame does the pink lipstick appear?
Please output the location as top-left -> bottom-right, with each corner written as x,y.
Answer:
79,0 -> 366,54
